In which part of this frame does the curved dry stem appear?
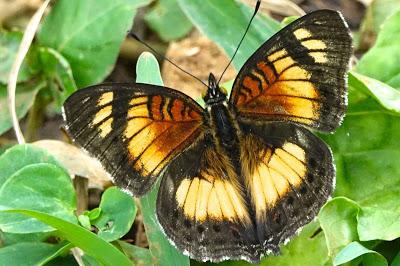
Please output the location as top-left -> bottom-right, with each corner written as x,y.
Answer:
7,0 -> 51,144
242,0 -> 306,17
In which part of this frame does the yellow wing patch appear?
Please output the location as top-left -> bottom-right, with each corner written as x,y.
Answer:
242,136 -> 307,219
176,174 -> 250,223
91,92 -> 114,138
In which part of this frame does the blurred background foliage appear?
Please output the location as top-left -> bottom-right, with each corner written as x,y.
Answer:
0,0 -> 400,265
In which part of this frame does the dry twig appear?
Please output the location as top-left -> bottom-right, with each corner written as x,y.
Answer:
7,0 -> 50,144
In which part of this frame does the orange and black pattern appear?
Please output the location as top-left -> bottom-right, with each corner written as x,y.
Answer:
63,84 -> 203,195
157,121 -> 334,262
63,9 -> 351,264
230,10 -> 352,132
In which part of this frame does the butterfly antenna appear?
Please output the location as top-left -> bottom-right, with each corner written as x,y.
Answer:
217,0 -> 261,85
128,32 -> 208,88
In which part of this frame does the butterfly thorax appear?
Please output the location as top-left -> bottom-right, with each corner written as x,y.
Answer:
202,73 -> 237,147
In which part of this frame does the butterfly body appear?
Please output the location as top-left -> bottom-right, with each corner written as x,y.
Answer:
63,10 -> 352,263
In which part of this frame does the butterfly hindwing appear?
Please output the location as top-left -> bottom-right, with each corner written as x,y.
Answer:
230,10 -> 352,132
239,119 -> 334,249
156,135 -> 261,263
63,83 -> 203,196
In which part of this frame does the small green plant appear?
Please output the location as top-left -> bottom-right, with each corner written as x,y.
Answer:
0,0 -> 400,265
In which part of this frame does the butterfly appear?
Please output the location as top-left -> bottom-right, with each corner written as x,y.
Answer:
63,9 -> 352,263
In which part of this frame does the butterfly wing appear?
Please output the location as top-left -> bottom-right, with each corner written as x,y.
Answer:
156,120 -> 335,262
156,135 -> 261,263
238,119 -> 334,251
230,10 -> 352,132
63,83 -> 203,196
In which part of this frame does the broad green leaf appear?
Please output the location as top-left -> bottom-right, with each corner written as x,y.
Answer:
136,52 -> 190,265
392,250 -> 400,266
322,76 -> 400,202
81,254 -> 103,266
357,9 -> 400,88
320,69 -> 400,250
145,0 -> 193,42
177,0 -> 280,70
259,222 -> 330,266
0,144 -> 63,186
92,187 -> 136,242
350,72 -> 400,113
358,189 -> 400,241
37,0 -> 150,87
0,242 -> 72,266
0,81 -> 46,135
0,163 -> 77,233
0,31 -> 38,83
334,241 -> 387,266
319,197 -> 360,257
0,231 -> 52,246
117,240 -> 153,266
3,209 -> 132,266
38,47 -> 77,108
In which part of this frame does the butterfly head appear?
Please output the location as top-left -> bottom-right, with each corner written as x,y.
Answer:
203,73 -> 228,105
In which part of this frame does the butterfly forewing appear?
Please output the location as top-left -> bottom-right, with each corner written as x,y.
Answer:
230,10 -> 352,132
63,83 -> 203,196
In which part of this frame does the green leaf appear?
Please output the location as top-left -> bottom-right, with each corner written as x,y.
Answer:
78,214 -> 92,230
322,75 -> 400,202
136,52 -> 190,265
334,242 -> 387,266
0,31 -> 38,84
117,240 -> 153,266
177,0 -> 280,70
0,242 -> 72,266
0,163 -> 77,233
357,9 -> 400,88
349,72 -> 400,113
392,250 -> 400,266
145,0 -> 193,41
319,197 -> 360,257
260,222 -> 330,265
3,209 -> 132,266
38,47 -> 77,108
358,189 -> 400,241
0,144 -> 63,186
81,254 -> 103,266
37,0 -> 150,87
319,69 -> 400,254
92,187 -> 136,242
0,231 -> 52,246
86,207 -> 101,221
0,81 -> 46,136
